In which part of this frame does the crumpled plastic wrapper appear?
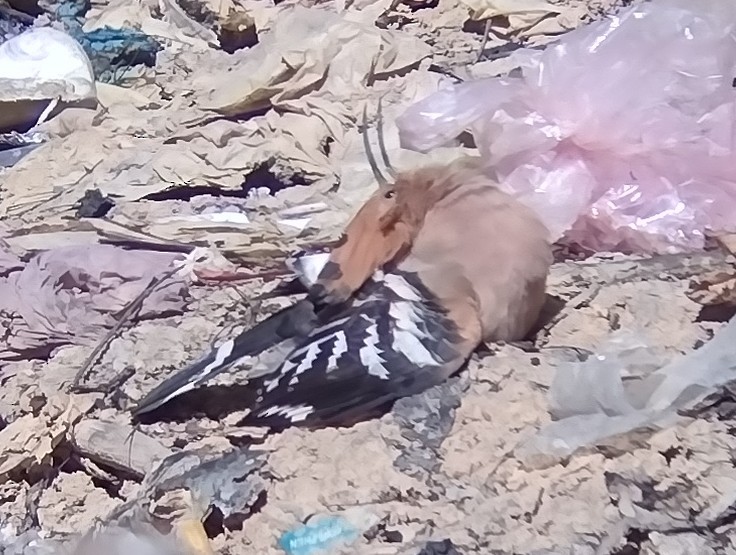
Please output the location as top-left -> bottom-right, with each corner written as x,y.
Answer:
397,0 -> 736,254
100,447 -> 265,524
0,529 -> 65,555
279,508 -> 380,555
137,448 -> 267,522
0,27 -> 96,132
195,4 -> 431,115
460,0 -> 565,37
0,244 -> 187,360
0,27 -> 95,102
519,316 -> 736,459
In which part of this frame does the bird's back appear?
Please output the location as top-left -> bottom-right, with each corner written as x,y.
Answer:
396,165 -> 552,342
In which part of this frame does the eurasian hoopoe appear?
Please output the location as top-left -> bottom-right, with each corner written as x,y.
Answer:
132,105 -> 553,428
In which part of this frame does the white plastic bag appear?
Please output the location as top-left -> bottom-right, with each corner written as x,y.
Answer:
519,317 -> 736,458
0,27 -> 95,131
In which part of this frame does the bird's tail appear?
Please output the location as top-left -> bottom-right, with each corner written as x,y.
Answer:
131,299 -> 318,416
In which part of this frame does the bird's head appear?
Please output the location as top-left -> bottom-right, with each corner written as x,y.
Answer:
307,105 -> 413,303
309,102 -> 472,304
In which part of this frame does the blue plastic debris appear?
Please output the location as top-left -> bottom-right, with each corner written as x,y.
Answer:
77,27 -> 161,83
279,515 -> 360,555
44,0 -> 161,82
0,5 -> 33,43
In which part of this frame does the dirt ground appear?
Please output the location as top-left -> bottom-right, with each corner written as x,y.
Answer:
3,0 -> 736,553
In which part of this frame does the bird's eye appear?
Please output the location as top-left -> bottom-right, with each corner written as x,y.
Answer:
384,189 -> 395,199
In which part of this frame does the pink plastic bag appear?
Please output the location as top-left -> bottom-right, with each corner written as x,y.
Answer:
397,0 -> 736,253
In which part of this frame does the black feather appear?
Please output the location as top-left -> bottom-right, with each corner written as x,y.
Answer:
132,299 -> 318,416
240,273 -> 465,428
133,271 -> 468,429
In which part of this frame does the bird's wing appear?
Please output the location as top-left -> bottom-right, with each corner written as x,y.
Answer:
132,299 -> 319,416
240,272 -> 475,428
130,246 -> 398,417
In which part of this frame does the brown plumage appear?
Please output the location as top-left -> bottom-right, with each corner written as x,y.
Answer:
132,105 -> 553,428
314,155 -> 551,340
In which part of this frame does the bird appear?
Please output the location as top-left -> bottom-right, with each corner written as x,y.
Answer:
132,102 -> 553,428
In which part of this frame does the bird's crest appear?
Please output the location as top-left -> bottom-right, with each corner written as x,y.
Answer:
361,97 -> 397,188
310,100 -> 485,306
307,100 -> 413,304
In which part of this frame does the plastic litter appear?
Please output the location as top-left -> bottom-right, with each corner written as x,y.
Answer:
519,316 -> 736,458
461,0 -> 564,37
279,509 -> 379,555
0,4 -> 32,43
137,448 -> 267,524
0,27 -> 95,132
0,130 -> 45,167
0,244 -> 187,360
78,28 -> 161,82
48,0 -> 162,82
0,27 -> 95,101
397,0 -> 736,254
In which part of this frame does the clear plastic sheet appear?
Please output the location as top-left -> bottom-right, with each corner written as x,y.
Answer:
518,316 -> 736,458
397,0 -> 736,253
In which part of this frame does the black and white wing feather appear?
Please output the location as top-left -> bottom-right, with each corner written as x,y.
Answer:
132,248 -> 332,417
242,272 -> 467,428
132,299 -> 318,416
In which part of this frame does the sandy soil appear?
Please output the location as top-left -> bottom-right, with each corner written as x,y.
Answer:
4,0 -> 736,553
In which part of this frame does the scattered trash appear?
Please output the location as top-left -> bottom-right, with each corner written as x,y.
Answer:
151,449 -> 267,523
75,188 -> 115,218
461,0 -> 568,37
78,28 -> 161,83
157,0 -> 219,47
0,244 -> 187,360
2,448 -> 266,554
277,202 -> 329,234
157,0 -> 259,53
286,246 -> 330,288
0,129 -> 46,167
71,419 -> 174,477
47,0 -> 162,82
108,448 -> 268,531
519,315 -> 736,459
0,27 -> 96,132
0,26 -> 95,100
398,0 -> 736,254
1,0 -> 735,552
197,5 -> 432,116
417,538 -> 463,555
71,252 -> 200,391
279,508 -> 380,555
218,9 -> 258,54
